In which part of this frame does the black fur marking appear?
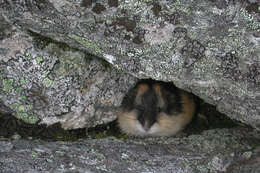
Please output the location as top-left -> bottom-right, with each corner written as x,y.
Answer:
120,88 -> 137,111
118,79 -> 197,136
136,88 -> 158,129
120,79 -> 183,126
160,84 -> 182,115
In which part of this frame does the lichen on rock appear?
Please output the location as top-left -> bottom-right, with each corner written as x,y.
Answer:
0,0 -> 259,129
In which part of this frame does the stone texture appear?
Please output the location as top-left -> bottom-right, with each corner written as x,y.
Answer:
0,30 -> 137,129
0,0 -> 259,129
0,127 -> 259,173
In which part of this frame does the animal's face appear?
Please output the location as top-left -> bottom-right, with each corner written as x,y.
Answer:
117,80 -> 195,136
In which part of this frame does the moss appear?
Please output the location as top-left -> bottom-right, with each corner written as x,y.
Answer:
42,77 -> 53,88
87,130 -> 129,139
2,78 -> 14,92
92,133 -> 110,139
56,132 -> 78,141
68,34 -> 102,54
117,135 -> 129,139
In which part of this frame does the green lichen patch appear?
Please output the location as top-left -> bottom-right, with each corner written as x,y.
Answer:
26,104 -> 33,111
16,87 -> 24,94
19,95 -> 27,102
2,78 -> 14,92
15,112 -> 39,124
43,70 -> 50,76
12,103 -> 20,111
50,47 -> 87,78
18,105 -> 26,112
19,77 -> 27,85
42,77 -> 53,88
36,56 -> 44,64
19,104 -> 32,112
25,55 -> 32,59
31,151 -> 39,158
68,34 -> 102,54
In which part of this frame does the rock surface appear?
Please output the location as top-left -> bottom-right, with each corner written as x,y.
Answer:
0,0 -> 259,129
0,127 -> 259,173
0,31 -> 137,128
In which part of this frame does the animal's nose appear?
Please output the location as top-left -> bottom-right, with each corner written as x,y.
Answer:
143,121 -> 150,131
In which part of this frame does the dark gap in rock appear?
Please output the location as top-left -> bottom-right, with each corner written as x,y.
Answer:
0,29 -> 252,140
28,30 -> 79,52
86,119 -> 123,138
0,77 -> 252,141
183,100 -> 243,135
85,111 -> 241,140
85,99 -> 244,138
87,80 -> 249,138
27,30 -> 112,69
0,113 -> 86,141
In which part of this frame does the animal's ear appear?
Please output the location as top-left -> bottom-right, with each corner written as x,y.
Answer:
161,85 -> 182,114
121,87 -> 138,111
162,89 -> 178,105
160,83 -> 177,102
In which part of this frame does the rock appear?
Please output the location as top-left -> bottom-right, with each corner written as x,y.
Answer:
0,30 -> 136,128
0,127 -> 259,173
0,0 -> 259,129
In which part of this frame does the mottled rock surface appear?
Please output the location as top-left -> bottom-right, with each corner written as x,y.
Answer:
0,30 -> 137,128
0,127 -> 259,173
0,0 -> 259,129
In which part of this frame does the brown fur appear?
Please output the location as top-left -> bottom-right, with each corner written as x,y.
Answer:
117,80 -> 196,136
154,90 -> 195,136
135,84 -> 149,104
152,84 -> 164,108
